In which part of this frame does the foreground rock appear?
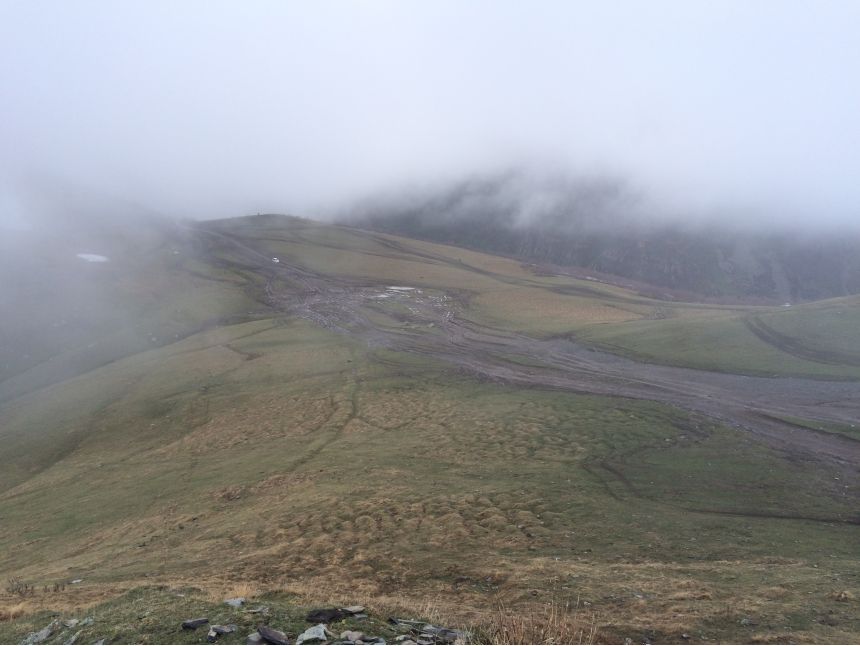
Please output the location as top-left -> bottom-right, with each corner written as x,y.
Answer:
12,594 -> 465,645
207,624 -> 238,642
21,620 -> 60,645
182,617 -> 210,630
257,625 -> 291,645
340,631 -> 365,642
305,605 -> 367,625
387,618 -> 469,645
297,624 -> 334,644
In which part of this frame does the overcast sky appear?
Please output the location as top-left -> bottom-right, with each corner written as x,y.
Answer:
2,0 -> 859,227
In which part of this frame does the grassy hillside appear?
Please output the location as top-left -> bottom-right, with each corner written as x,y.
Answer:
0,218 -> 262,403
214,215 -> 860,380
1,215 -> 859,643
578,299 -> 860,379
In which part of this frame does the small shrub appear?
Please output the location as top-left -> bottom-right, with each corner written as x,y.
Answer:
5,577 -> 34,598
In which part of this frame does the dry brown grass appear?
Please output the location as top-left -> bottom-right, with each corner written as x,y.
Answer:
205,581 -> 262,603
0,582 -> 134,617
474,287 -> 641,334
476,599 -> 599,645
0,601 -> 29,622
272,576 -> 599,645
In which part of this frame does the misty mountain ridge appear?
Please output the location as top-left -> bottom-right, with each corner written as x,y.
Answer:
346,171 -> 860,303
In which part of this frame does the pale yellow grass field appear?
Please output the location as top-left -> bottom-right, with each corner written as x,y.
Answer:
473,286 -> 643,333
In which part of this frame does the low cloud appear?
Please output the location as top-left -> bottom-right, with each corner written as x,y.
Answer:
2,1 -> 859,230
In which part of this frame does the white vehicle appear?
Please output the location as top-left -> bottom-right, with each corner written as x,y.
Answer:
271,257 -> 280,263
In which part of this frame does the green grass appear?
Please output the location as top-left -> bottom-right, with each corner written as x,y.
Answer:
3,215 -> 860,642
0,586 -> 407,645
755,297 -> 860,362
215,216 -> 860,380
762,412 -> 860,442
579,306 -> 860,379
2,316 -> 858,641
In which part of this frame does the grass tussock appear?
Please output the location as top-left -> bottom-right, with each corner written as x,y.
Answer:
0,601 -> 29,623
205,581 -> 262,603
477,600 -> 598,645
273,581 -> 598,645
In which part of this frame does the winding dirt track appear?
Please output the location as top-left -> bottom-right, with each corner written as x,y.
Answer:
201,225 -> 860,478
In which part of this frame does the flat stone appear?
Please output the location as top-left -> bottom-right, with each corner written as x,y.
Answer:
341,606 -> 365,615
225,597 -> 246,607
297,623 -> 332,644
23,621 -> 59,645
247,632 -> 264,645
63,619 -> 80,628
388,618 -> 424,631
208,624 -> 238,642
258,625 -> 291,645
214,625 -> 238,634
341,631 -> 365,642
182,617 -> 210,630
435,629 -> 466,644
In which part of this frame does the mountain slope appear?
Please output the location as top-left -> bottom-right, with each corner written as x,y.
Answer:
346,174 -> 860,302
1,215 -> 860,643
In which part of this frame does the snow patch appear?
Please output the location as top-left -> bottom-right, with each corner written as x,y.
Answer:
76,253 -> 109,263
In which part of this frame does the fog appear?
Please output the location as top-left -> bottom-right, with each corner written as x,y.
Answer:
2,0 -> 860,229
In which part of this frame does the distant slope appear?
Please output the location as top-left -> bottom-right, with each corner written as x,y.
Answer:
345,173 -> 860,302
0,216 -> 263,403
